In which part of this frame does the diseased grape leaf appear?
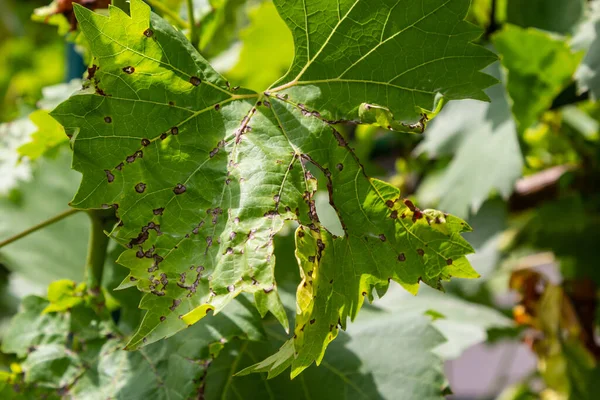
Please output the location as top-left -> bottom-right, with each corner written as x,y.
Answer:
415,64 -> 523,218
494,25 -> 584,132
51,0 -> 495,376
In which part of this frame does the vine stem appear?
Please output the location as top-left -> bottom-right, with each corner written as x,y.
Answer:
186,0 -> 199,49
0,208 -> 81,249
85,210 -> 115,295
146,0 -> 189,29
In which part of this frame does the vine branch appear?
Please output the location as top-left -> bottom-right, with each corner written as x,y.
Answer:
186,0 -> 199,49
85,209 -> 115,295
0,208 -> 81,249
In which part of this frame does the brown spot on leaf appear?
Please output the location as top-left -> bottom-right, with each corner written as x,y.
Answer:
153,208 -> 164,215
417,249 -> 425,256
404,199 -> 416,211
141,138 -> 150,146
105,170 -> 114,183
310,319 -> 316,325
446,259 -> 453,265
227,285 -> 235,292
87,64 -> 98,79
190,76 -> 201,86
135,183 -> 146,193
173,184 -> 186,194
413,209 -> 423,222
336,163 -> 344,171
122,66 -> 135,74
263,285 -> 274,294
390,210 -> 398,219
379,234 -> 386,242
104,116 -> 112,123
143,28 -> 153,37
398,253 -> 406,262
160,316 -> 166,322
169,299 -> 181,311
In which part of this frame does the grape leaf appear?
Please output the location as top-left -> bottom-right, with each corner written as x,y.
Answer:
575,3 -> 600,101
51,0 -> 495,376
208,310 -> 449,399
506,0 -> 585,35
1,291 -> 265,399
493,25 -> 584,132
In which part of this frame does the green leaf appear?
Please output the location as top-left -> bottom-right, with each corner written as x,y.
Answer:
0,149 -> 89,284
17,110 -> 68,160
506,0 -> 585,35
1,296 -> 70,358
224,1 -> 294,92
0,118 -> 34,196
575,5 -> 600,101
494,25 -> 584,132
51,0 -> 494,375
416,64 -> 523,218
43,280 -> 85,313
2,288 -> 265,398
208,310 -> 449,399
198,0 -> 248,58
373,283 -> 513,360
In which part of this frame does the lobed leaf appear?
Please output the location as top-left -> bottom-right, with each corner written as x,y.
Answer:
51,0 -> 495,375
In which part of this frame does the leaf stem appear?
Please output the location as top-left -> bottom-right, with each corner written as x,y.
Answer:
186,0 -> 199,49
146,0 -> 189,29
0,208 -> 81,249
84,210 -> 115,294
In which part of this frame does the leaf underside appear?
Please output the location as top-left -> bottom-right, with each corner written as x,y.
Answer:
52,0 -> 495,377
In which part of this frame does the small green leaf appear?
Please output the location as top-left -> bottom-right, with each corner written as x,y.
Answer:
17,110 -> 68,160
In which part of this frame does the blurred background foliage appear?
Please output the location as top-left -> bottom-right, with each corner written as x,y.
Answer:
1,0 -> 600,399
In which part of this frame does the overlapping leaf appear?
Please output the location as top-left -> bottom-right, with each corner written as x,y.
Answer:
208,309 -> 449,399
494,25 -> 584,132
1,291 -> 265,399
51,0 -> 495,376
